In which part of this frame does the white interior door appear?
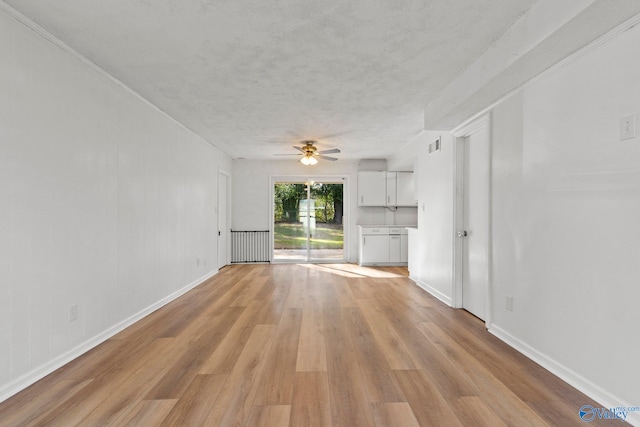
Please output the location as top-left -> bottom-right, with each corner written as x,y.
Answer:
218,171 -> 230,269
460,128 -> 490,320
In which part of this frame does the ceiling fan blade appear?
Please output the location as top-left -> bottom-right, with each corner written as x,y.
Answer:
318,148 -> 340,155
273,153 -> 301,156
317,155 -> 338,161
292,146 -> 304,152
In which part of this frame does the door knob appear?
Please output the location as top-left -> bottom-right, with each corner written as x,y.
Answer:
457,230 -> 468,237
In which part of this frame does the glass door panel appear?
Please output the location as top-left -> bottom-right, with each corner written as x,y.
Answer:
309,181 -> 343,261
273,181 -> 309,261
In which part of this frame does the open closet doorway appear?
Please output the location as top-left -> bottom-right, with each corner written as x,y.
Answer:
272,176 -> 346,263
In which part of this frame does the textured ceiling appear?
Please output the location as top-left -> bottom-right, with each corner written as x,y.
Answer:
4,0 -> 539,160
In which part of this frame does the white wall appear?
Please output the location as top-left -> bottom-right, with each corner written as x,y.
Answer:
410,21 -> 640,414
489,23 -> 640,409
403,131 -> 456,304
0,9 -> 231,400
387,138 -> 419,171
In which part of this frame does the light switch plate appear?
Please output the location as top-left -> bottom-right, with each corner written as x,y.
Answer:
505,296 -> 513,312
620,114 -> 636,140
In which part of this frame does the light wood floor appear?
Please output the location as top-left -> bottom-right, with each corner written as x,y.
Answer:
0,264 -> 613,426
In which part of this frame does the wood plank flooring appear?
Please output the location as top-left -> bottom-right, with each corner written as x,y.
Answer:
0,264 -> 616,426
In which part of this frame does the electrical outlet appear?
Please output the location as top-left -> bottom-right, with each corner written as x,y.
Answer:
505,296 -> 514,312
69,304 -> 78,322
620,114 -> 636,140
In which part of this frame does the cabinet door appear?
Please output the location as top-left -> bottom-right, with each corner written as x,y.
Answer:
389,235 -> 401,263
385,172 -> 397,206
400,234 -> 408,263
396,172 -> 415,206
361,235 -> 389,264
358,171 -> 387,206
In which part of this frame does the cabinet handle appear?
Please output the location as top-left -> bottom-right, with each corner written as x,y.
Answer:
387,196 -> 390,203
361,196 -> 363,204
363,237 -> 366,245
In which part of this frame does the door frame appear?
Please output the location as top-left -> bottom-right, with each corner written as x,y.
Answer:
452,114 -> 493,327
270,175 -> 349,263
218,169 -> 231,269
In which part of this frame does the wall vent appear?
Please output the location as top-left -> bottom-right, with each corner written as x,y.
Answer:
428,137 -> 441,154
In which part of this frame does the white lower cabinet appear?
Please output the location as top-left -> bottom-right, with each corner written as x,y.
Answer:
358,226 -> 411,266
389,235 -> 401,263
400,234 -> 408,263
360,234 -> 390,265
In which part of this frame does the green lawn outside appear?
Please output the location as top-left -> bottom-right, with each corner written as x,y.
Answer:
274,223 -> 343,249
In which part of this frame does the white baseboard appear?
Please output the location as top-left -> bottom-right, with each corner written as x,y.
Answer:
409,276 -> 453,307
489,325 -> 640,427
0,269 -> 218,404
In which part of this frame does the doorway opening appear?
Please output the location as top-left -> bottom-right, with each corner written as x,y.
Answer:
218,170 -> 231,269
272,177 -> 346,262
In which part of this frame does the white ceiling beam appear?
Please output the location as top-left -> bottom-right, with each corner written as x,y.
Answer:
424,0 -> 640,131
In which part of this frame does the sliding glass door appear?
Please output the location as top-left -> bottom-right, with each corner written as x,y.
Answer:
273,177 -> 345,262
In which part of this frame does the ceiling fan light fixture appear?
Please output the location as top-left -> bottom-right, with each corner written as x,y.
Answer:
300,154 -> 318,165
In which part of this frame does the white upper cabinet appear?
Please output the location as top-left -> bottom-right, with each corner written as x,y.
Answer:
357,171 -> 387,206
358,171 -> 416,207
385,172 -> 397,205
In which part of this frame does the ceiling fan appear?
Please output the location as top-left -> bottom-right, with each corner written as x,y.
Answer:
276,140 -> 341,165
